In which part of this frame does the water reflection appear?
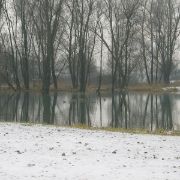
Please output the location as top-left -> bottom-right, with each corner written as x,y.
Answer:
0,92 -> 179,131
21,93 -> 29,122
42,93 -> 58,124
160,94 -> 173,130
111,92 -> 130,129
69,93 -> 95,126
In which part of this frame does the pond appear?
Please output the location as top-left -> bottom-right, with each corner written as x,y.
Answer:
0,91 -> 180,132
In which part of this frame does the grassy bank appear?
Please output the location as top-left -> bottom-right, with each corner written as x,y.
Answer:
1,121 -> 179,136
70,124 -> 180,136
0,82 -> 180,93
127,83 -> 178,93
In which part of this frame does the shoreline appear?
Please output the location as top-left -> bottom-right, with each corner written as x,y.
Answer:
0,122 -> 180,136
0,83 -> 180,94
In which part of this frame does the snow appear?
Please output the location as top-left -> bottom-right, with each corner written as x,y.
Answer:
0,123 -> 180,180
162,86 -> 180,92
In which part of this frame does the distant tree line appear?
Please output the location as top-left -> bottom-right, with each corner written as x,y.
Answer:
0,0 -> 180,93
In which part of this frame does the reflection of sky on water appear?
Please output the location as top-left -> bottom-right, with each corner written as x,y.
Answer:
172,94 -> 180,130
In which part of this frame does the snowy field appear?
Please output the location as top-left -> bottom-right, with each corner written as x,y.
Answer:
0,123 -> 180,180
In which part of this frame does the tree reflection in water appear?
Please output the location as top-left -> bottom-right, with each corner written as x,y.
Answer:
69,93 -> 93,126
0,92 -> 177,131
111,92 -> 130,129
160,94 -> 173,130
42,92 -> 58,124
21,92 -> 29,122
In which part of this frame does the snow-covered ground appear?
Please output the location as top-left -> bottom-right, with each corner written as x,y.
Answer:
0,123 -> 180,180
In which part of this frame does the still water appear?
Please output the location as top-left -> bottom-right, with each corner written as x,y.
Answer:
0,91 -> 180,131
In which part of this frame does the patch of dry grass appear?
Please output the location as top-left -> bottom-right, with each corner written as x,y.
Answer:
1,81 -> 180,93
70,124 -> 180,136
128,83 -> 179,93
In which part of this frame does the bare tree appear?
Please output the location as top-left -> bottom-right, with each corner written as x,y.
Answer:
159,0 -> 180,83
1,0 -> 21,90
140,0 -> 180,84
30,0 -> 64,93
96,0 -> 141,91
65,0 -> 99,92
